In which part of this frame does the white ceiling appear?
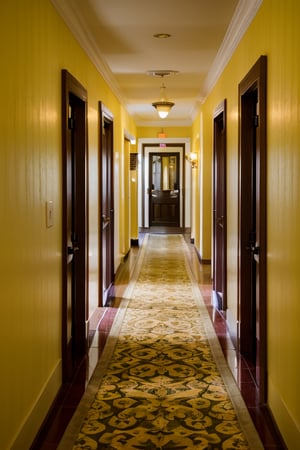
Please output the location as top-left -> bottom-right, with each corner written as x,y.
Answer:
51,0 -> 262,127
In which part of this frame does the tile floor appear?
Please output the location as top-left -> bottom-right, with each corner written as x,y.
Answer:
31,232 -> 286,449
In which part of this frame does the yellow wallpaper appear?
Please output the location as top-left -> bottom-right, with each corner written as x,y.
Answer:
137,126 -> 192,139
1,0 -> 300,447
0,1 -> 135,448
194,0 -> 300,446
190,114 -> 201,252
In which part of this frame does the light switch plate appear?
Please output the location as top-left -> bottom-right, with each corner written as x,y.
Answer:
46,201 -> 54,228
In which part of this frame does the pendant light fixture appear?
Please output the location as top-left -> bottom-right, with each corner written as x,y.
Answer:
152,82 -> 175,119
149,70 -> 177,119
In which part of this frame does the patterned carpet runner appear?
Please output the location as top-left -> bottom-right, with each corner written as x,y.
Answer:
59,234 -> 263,449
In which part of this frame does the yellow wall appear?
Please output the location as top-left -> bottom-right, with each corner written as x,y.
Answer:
137,126 -> 192,139
1,0 -> 300,448
191,112 -> 211,260
0,1 -> 135,448
194,0 -> 300,446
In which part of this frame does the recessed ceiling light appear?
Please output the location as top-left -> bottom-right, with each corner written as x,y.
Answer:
153,33 -> 171,39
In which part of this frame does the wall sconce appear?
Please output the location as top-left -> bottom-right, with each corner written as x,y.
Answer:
185,152 -> 198,168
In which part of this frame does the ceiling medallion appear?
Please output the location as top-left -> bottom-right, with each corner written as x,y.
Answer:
153,33 -> 171,39
147,70 -> 178,78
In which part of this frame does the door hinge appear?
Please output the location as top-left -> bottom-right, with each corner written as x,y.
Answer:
68,117 -> 75,129
253,114 -> 259,127
101,116 -> 107,136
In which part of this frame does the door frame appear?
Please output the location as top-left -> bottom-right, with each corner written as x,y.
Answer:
137,138 -> 191,230
238,55 -> 267,403
213,99 -> 227,311
61,70 -> 88,381
98,102 -> 114,306
149,152 -> 181,227
123,137 -> 131,256
140,142 -> 189,228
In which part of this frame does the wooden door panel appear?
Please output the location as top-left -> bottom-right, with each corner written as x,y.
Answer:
99,103 -> 114,306
62,70 -> 88,382
213,100 -> 227,311
149,153 -> 180,227
238,56 -> 267,403
151,190 -> 179,225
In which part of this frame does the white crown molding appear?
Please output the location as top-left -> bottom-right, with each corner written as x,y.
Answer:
201,0 -> 263,100
51,0 -> 262,124
50,0 -> 125,104
124,129 -> 136,143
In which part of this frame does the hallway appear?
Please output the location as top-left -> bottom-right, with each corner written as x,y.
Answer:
32,232 -> 285,449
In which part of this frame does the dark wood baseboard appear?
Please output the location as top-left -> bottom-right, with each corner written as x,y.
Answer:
193,245 -> 211,265
131,238 -> 139,247
30,357 -> 87,450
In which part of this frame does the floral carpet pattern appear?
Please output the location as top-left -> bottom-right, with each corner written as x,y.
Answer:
59,234 -> 263,450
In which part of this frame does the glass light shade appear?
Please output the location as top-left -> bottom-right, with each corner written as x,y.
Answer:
152,102 -> 174,118
185,152 -> 198,168
152,83 -> 174,119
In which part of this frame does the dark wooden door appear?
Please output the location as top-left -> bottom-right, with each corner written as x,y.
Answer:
213,100 -> 227,311
99,103 -> 114,305
149,153 -> 180,226
238,56 -> 267,403
62,70 -> 88,382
